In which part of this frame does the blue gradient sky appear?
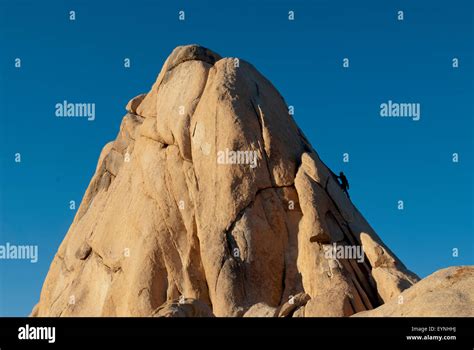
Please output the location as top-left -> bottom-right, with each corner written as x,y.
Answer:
0,0 -> 472,316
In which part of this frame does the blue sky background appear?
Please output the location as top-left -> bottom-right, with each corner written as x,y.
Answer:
0,0 -> 472,316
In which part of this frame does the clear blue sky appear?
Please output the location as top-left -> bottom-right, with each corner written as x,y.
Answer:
0,0 -> 472,316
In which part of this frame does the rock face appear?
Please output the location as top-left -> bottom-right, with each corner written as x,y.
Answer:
353,266 -> 474,317
32,45 -> 421,317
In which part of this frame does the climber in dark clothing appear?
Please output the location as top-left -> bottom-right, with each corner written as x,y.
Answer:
336,171 -> 350,197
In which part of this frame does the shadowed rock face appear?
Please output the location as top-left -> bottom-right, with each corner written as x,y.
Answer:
32,45 -> 420,317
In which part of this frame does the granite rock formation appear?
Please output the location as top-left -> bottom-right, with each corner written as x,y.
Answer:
32,45 -> 427,317
353,266 -> 474,317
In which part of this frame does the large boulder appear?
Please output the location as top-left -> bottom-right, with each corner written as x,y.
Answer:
353,266 -> 474,317
33,45 -> 420,317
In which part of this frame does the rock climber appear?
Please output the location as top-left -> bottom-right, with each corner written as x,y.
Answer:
336,171 -> 350,198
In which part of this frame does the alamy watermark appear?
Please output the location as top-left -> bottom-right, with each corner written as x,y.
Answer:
18,324 -> 55,343
323,243 -> 364,263
217,148 -> 259,169
0,242 -> 38,263
380,100 -> 421,121
55,100 -> 95,121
